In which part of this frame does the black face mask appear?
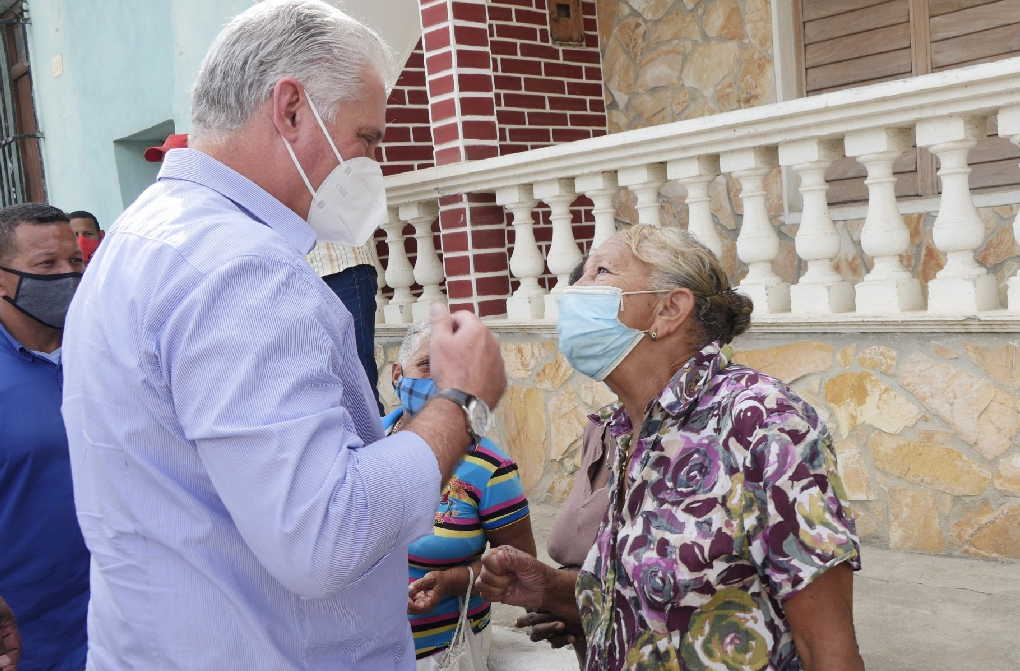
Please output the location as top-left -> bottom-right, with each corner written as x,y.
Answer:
0,266 -> 82,329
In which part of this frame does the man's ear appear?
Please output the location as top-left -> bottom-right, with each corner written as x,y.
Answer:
270,77 -> 307,144
391,363 -> 402,389
649,288 -> 696,340
0,268 -> 16,300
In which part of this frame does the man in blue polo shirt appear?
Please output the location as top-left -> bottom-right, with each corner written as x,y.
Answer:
0,203 -> 89,671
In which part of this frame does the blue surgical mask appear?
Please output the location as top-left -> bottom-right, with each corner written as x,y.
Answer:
396,376 -> 438,416
557,285 -> 666,380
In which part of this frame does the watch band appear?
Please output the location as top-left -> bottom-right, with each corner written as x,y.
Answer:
435,388 -> 480,448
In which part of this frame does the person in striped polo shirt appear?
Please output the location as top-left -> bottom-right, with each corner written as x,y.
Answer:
383,321 -> 537,669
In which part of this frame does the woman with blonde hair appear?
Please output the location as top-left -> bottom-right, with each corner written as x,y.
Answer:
478,225 -> 864,670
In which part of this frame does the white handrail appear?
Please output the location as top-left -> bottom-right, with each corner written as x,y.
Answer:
384,57 -> 1020,206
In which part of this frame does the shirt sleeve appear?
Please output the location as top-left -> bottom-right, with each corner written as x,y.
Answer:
739,390 -> 861,602
154,253 -> 441,599
476,442 -> 530,532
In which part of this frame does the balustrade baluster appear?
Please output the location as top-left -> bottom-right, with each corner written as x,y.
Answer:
917,116 -> 997,312
369,235 -> 388,324
667,156 -> 722,258
400,202 -> 445,322
496,185 -> 545,320
534,178 -> 582,321
382,207 -> 416,324
574,171 -> 618,249
617,164 -> 666,226
779,138 -> 854,313
998,105 -> 1020,311
720,147 -> 789,314
844,128 -> 923,313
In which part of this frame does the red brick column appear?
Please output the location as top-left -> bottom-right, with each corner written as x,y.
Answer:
420,0 -> 509,316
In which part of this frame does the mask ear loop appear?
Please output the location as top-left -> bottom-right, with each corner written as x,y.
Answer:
305,96 -> 345,165
0,267 -> 24,302
619,288 -> 672,336
280,136 -> 316,198
278,93 -> 345,199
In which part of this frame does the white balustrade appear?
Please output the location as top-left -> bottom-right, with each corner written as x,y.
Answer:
533,178 -> 582,320
779,138 -> 854,313
496,185 -> 546,320
667,156 -> 722,258
382,207 -> 416,324
844,128 -> 923,313
379,59 -> 1020,323
400,201 -> 445,322
369,235 -> 388,324
721,147 -> 790,313
917,116 -> 998,312
574,171 -> 619,249
999,105 -> 1020,310
617,163 -> 666,226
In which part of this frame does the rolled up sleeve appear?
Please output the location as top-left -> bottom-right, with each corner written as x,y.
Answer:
742,398 -> 861,602
156,254 -> 441,598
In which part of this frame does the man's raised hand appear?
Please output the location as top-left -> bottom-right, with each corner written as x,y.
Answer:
428,304 -> 506,409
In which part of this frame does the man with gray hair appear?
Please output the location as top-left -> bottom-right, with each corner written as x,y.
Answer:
61,2 -> 505,669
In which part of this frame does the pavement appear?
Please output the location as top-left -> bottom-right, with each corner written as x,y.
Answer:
485,545 -> 1020,671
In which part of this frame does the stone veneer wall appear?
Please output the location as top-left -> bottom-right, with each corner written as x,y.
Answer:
596,0 -> 1020,301
597,0 -> 773,131
377,331 -> 1020,562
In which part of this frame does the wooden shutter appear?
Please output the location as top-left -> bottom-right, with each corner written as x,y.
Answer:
930,0 -> 1020,71
798,0 -> 1020,203
930,0 -> 1020,190
802,0 -> 913,94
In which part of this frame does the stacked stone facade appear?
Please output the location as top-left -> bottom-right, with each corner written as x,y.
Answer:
375,0 -> 1020,562
378,331 -> 1020,562
582,0 -> 1020,561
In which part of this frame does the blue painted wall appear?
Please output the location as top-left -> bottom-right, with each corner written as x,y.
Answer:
25,0 -> 249,227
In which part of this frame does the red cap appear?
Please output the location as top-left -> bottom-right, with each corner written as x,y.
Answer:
144,133 -> 189,162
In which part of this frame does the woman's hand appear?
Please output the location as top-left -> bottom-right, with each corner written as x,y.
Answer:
476,545 -> 554,610
408,571 -> 450,615
516,611 -> 579,648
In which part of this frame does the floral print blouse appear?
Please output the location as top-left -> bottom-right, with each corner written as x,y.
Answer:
576,342 -> 861,671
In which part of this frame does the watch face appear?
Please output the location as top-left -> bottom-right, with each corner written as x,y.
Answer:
469,400 -> 491,436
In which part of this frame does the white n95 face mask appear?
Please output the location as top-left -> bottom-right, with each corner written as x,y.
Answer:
280,96 -> 387,246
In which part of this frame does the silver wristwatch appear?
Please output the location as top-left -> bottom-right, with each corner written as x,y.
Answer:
435,388 -> 492,448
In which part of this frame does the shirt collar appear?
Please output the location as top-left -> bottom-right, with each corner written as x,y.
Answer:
158,148 -> 317,255
657,340 -> 729,417
0,321 -> 59,365
586,341 -> 730,438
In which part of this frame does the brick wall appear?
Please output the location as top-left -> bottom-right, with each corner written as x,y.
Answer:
488,0 -> 606,155
487,0 -> 607,293
377,41 -> 434,177
379,1 -> 609,316
375,41 -> 435,300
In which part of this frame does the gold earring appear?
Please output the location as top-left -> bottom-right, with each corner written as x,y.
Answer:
649,330 -> 658,341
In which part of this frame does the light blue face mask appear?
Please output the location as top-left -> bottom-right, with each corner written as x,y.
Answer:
396,375 -> 438,416
557,285 -> 667,381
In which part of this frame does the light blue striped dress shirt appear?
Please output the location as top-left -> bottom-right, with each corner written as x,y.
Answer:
61,148 -> 442,670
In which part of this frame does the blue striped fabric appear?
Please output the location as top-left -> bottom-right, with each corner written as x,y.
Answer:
60,148 -> 442,670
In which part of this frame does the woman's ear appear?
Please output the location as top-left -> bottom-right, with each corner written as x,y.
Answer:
650,288 -> 696,340
391,363 -> 402,389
